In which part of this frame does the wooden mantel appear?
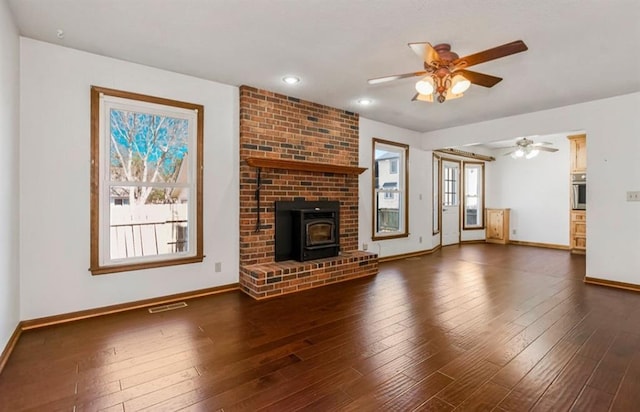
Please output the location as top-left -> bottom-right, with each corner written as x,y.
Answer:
245,157 -> 367,175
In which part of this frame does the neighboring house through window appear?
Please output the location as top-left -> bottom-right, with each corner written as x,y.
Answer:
383,182 -> 397,199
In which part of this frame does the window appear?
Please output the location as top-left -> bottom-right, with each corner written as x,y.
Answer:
443,163 -> 458,207
383,182 -> 397,199
90,86 -> 204,275
113,198 -> 130,206
372,138 -> 409,240
390,159 -> 398,174
463,162 -> 485,229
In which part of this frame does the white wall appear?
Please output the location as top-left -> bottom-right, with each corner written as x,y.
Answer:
359,117 -> 432,258
20,38 -> 239,319
422,93 -> 640,285
0,0 -> 20,350
485,134 -> 571,245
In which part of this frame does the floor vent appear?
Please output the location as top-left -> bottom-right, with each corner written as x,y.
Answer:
148,301 -> 188,314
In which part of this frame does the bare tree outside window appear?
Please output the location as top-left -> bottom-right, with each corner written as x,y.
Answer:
109,109 -> 189,205
90,86 -> 204,275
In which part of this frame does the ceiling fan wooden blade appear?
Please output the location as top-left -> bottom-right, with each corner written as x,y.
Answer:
368,71 -> 427,85
458,70 -> 502,88
453,40 -> 528,68
408,42 -> 439,66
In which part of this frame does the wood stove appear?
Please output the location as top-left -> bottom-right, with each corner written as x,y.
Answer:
275,200 -> 340,262
292,208 -> 339,261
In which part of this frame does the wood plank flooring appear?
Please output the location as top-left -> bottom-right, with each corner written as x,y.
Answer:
1,244 -> 639,411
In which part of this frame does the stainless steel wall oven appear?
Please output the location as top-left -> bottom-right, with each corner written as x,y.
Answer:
572,173 -> 586,210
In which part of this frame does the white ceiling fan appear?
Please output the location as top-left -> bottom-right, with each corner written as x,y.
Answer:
504,138 -> 558,159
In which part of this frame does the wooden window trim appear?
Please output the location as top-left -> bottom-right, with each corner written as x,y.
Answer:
90,86 -> 204,275
371,138 -> 409,241
432,153 -> 441,235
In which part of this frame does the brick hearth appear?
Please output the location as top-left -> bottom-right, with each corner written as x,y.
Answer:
240,251 -> 377,299
239,86 -> 378,299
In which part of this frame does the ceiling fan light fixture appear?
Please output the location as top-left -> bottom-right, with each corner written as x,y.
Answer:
414,93 -> 434,102
415,74 -> 466,103
444,89 -> 464,100
525,149 -> 540,159
512,148 -> 525,159
450,74 -> 471,94
415,76 -> 434,95
507,137 -> 556,159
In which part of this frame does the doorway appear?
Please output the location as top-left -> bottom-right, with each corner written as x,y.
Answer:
441,159 -> 461,245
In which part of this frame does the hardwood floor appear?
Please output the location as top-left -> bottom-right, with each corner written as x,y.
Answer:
1,244 -> 639,411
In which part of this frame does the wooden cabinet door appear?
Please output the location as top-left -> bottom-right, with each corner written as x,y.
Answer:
486,208 -> 509,244
487,210 -> 504,240
569,135 -> 586,173
570,210 -> 586,253
572,221 -> 586,237
573,237 -> 586,249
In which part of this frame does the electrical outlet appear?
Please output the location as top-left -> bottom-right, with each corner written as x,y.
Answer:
215,262 -> 222,272
362,243 -> 368,251
419,236 -> 423,243
627,191 -> 640,201
512,229 -> 517,235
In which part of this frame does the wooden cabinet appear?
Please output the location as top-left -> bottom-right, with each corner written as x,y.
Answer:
568,134 -> 586,254
568,134 -> 586,173
570,211 -> 586,253
486,208 -> 510,244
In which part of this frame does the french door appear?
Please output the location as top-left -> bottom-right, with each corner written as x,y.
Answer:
441,160 -> 460,246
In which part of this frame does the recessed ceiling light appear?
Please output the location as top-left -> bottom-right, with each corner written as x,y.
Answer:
357,98 -> 373,106
282,75 -> 301,85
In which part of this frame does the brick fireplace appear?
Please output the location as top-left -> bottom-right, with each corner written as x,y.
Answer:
239,86 -> 378,299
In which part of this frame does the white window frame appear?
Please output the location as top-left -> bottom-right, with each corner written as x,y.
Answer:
462,162 -> 485,230
90,86 -> 204,275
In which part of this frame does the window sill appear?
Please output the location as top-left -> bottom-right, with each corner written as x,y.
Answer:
90,255 -> 204,275
462,226 -> 486,231
371,233 -> 410,241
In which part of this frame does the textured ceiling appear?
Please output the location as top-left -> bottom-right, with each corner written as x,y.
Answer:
8,0 -> 640,132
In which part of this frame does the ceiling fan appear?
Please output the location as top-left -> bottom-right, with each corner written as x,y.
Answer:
368,40 -> 528,103
504,138 -> 558,159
